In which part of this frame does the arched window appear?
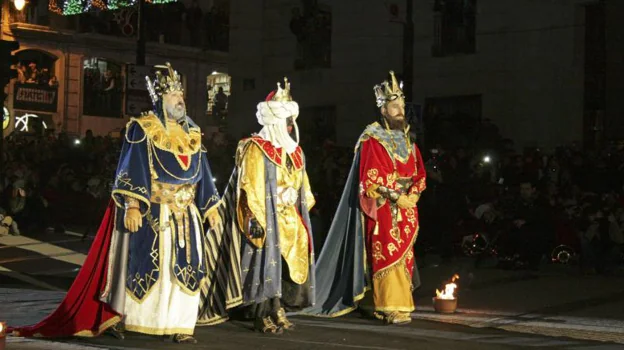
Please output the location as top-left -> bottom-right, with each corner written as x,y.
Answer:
15,49 -> 59,87
13,50 -> 60,114
83,58 -> 124,118
207,72 -> 231,125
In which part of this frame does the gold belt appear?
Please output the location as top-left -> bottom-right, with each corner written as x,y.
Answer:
151,181 -> 196,211
395,177 -> 413,194
151,180 -> 196,264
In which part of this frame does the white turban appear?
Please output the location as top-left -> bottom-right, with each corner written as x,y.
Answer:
256,100 -> 300,154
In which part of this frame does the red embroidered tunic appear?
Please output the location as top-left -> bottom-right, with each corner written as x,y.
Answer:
357,123 -> 426,313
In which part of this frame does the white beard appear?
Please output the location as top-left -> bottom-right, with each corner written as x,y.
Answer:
166,105 -> 186,121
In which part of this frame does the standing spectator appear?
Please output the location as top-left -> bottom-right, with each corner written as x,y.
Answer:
213,87 -> 228,121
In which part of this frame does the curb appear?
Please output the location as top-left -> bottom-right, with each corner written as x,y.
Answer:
411,308 -> 624,344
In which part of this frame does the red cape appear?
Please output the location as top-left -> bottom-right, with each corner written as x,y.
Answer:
9,200 -> 122,337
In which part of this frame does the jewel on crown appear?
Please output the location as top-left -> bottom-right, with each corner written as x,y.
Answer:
146,62 -> 184,104
373,70 -> 405,107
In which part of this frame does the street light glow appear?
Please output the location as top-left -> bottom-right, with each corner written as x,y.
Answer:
14,0 -> 26,11
211,71 -> 218,75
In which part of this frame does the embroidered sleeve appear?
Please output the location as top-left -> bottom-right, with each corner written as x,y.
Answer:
237,142 -> 267,248
197,149 -> 221,222
359,138 -> 399,199
111,122 -> 151,215
302,170 -> 316,211
409,145 -> 427,195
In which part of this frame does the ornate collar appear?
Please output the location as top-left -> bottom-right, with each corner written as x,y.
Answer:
359,122 -> 412,163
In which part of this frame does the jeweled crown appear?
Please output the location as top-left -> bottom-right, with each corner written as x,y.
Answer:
145,62 -> 184,104
271,77 -> 292,102
373,70 -> 405,108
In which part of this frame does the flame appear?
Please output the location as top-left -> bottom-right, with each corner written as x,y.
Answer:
435,274 -> 460,300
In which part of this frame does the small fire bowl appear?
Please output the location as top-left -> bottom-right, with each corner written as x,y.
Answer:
432,297 -> 458,314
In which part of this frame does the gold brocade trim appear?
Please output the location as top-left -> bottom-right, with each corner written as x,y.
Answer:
111,189 -> 151,218
307,286 -> 371,319
372,225 -> 419,281
201,195 -> 222,218
410,177 -> 427,194
134,113 -> 201,156
124,324 -> 195,336
72,316 -> 122,337
150,142 -> 201,181
196,315 -> 230,326
373,306 -> 415,313
371,259 -> 415,313
169,205 -> 207,296
17,316 -> 122,338
248,136 -> 304,171
150,180 -> 196,211
306,211 -> 372,319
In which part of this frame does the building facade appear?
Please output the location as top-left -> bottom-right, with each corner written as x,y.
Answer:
228,0 -> 618,152
1,0 -> 231,139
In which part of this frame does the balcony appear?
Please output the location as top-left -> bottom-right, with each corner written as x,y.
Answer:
7,1 -> 229,52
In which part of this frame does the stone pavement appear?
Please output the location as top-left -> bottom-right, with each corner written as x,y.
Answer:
412,260 -> 624,344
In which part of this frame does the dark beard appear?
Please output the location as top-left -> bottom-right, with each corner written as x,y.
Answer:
385,116 -> 407,130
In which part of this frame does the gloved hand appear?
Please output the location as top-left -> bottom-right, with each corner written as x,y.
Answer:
408,193 -> 420,206
124,208 -> 142,233
249,218 -> 265,239
396,194 -> 414,209
207,210 -> 222,229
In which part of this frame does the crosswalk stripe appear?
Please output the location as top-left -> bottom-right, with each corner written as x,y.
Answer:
0,235 -> 86,266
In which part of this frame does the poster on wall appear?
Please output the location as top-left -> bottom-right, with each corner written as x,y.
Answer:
13,85 -> 59,113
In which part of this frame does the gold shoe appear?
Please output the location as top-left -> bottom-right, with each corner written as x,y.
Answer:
254,316 -> 283,334
172,334 -> 198,344
386,311 -> 412,325
374,311 -> 412,325
272,308 -> 294,330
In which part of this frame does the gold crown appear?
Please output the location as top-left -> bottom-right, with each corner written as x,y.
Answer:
145,62 -> 184,104
373,70 -> 405,108
271,77 -> 292,102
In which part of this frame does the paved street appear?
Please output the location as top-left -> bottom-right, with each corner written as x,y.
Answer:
3,295 -> 622,350
2,229 -> 624,349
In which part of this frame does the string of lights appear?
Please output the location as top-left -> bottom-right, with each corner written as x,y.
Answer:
48,0 -> 177,15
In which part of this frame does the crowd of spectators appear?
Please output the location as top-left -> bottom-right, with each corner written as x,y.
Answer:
419,141 -> 624,274
0,131 -> 120,237
16,62 -> 59,87
2,122 -> 623,276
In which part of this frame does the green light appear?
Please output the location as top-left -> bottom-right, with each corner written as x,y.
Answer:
53,0 -> 178,15
63,0 -> 86,15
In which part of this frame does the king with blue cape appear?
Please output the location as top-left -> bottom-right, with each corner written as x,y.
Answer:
9,63 -> 241,344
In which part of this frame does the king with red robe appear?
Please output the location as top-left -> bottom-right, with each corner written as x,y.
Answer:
306,71 -> 426,325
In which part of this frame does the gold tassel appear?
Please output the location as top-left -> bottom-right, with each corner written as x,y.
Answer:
184,210 -> 191,264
